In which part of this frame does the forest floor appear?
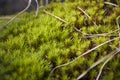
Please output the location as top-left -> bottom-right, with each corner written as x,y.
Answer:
0,1 -> 120,80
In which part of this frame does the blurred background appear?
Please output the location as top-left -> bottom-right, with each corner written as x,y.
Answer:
0,0 -> 65,16
0,0 -> 40,15
0,0 -> 119,16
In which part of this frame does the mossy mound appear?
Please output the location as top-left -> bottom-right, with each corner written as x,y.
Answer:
0,0 -> 120,80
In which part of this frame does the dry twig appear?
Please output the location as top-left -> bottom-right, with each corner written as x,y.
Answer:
0,17 -> 20,20
116,16 -> 120,47
46,0 -> 49,5
49,37 -> 119,78
83,34 -> 118,38
77,48 -> 120,80
0,0 -> 32,31
35,0 -> 39,18
43,10 -> 69,24
83,28 -> 120,38
43,10 -> 89,35
87,29 -> 120,36
104,2 -> 119,7
77,7 -> 97,26
96,48 -> 120,80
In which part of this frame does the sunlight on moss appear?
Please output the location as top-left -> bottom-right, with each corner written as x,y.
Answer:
0,0 -> 120,80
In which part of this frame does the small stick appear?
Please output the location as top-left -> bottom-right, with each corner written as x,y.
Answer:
43,10 -> 69,24
116,16 -> 120,47
83,34 -> 118,38
87,29 -> 120,36
43,10 -> 88,35
73,26 -> 89,35
96,48 -> 120,80
84,28 -> 120,38
77,28 -> 120,37
104,2 -> 119,7
35,0 -> 39,18
49,37 -> 119,78
77,48 -> 120,80
0,17 -> 20,20
97,0 -> 99,3
103,29 -> 120,35
46,0 -> 49,5
87,33 -> 117,36
73,27 -> 81,32
77,7 -> 97,26
0,0 -> 32,31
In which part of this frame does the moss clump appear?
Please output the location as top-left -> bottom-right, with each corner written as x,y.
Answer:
0,0 -> 120,80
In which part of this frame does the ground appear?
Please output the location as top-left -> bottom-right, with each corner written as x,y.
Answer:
0,1 -> 120,80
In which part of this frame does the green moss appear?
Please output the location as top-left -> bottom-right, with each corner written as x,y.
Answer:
0,0 -> 120,80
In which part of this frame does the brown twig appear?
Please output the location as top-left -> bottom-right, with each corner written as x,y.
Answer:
43,10 -> 89,35
77,7 -> 97,26
87,29 -> 119,37
83,34 -> 118,38
43,10 -> 69,24
73,27 -> 81,32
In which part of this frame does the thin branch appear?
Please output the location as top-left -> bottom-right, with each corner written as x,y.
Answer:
77,48 -> 120,80
43,10 -> 89,35
83,34 -> 118,38
104,2 -> 119,7
43,10 -> 69,24
93,29 -> 120,36
116,16 -> 120,30
77,7 -> 97,26
77,7 -> 91,19
77,28 -> 120,37
96,48 -> 120,80
46,0 -> 49,5
0,17 -> 20,20
35,0 -> 39,18
49,37 -> 119,77
73,26 -> 89,35
84,28 -> 120,38
116,16 -> 120,47
97,0 -> 99,3
0,0 -> 32,31
73,27 -> 81,32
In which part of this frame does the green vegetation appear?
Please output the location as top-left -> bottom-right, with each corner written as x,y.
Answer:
0,0 -> 120,80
